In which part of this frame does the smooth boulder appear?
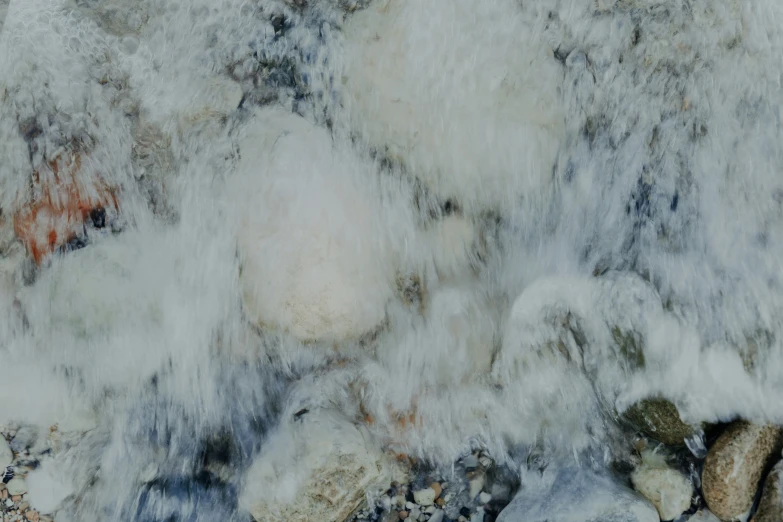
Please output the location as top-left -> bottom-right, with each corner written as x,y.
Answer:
702,422 -> 783,521
751,459 -> 783,522
234,108 -> 396,342
631,450 -> 693,521
341,0 -> 564,214
496,466 -> 659,522
623,398 -> 698,446
239,409 -> 402,522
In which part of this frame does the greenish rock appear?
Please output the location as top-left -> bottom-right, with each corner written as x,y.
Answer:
611,327 -> 646,370
623,397 -> 697,446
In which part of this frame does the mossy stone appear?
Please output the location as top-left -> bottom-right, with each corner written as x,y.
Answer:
623,397 -> 697,446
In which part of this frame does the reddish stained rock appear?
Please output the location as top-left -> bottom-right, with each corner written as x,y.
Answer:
13,152 -> 118,264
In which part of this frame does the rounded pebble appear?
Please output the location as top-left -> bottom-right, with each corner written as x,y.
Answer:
6,477 -> 28,496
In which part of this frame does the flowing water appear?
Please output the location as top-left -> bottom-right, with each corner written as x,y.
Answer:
1,0 -> 783,520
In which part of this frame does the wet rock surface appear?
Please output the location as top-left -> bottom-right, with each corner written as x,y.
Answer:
495,466 -> 658,522
630,450 -> 693,521
240,409 -> 404,522
624,398 -> 698,447
751,459 -> 783,522
702,422 -> 783,521
348,450 -> 516,522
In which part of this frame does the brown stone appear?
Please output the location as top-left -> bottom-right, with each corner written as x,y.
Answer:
399,510 -> 409,519
430,482 -> 442,500
752,460 -> 783,522
703,422 -> 783,521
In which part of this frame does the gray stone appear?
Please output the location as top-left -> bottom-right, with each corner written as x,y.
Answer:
496,467 -> 658,522
10,425 -> 38,453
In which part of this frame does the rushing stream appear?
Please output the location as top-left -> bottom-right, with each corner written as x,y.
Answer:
1,0 -> 783,521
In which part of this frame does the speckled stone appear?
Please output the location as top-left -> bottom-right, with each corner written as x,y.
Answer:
623,397 -> 697,446
702,422 -> 783,521
751,459 -> 783,522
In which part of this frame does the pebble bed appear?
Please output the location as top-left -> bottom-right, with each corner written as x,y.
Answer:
1,426 -> 55,522
350,451 -> 516,522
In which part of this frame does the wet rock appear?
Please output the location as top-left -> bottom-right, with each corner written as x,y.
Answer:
496,467 -> 658,522
10,426 -> 39,453
0,438 -> 11,469
239,409 -> 405,522
341,0 -> 565,214
631,450 -> 693,521
689,510 -> 721,522
12,151 -> 119,265
6,477 -> 28,496
234,108 -> 396,342
751,459 -> 783,522
469,474 -> 486,501
702,422 -> 783,521
623,397 -> 698,446
414,487 -> 436,506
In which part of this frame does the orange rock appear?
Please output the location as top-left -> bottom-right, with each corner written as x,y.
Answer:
430,482 -> 442,500
13,151 -> 118,264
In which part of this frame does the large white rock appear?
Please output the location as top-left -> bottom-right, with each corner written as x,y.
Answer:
234,108 -> 396,342
341,0 -> 565,214
239,409 -> 402,522
496,466 -> 659,522
631,450 -> 693,521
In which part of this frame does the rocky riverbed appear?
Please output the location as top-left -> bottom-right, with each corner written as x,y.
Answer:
2,0 -> 783,521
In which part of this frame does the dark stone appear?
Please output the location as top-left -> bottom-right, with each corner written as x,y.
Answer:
90,207 -> 107,228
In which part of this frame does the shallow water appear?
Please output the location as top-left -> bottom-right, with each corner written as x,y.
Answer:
1,0 -> 783,520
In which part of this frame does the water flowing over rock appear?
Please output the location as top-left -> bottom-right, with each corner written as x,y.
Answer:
496,466 -> 659,522
702,422 -> 783,521
1,0 -> 783,520
631,450 -> 693,521
239,409 -> 406,522
340,0 -> 565,215
233,108 -> 399,342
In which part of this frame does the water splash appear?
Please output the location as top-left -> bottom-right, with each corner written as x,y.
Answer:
0,0 -> 782,520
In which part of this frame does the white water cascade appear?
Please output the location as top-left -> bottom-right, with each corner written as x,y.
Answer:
1,0 -> 783,521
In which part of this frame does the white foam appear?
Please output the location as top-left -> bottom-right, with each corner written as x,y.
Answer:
0,0 -> 783,519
